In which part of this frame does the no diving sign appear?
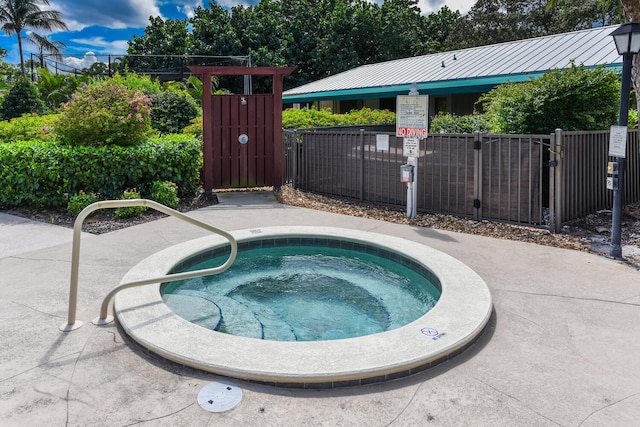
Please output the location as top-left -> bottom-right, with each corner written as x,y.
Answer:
418,326 -> 446,341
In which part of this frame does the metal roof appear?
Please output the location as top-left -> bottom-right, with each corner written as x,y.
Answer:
283,25 -> 622,103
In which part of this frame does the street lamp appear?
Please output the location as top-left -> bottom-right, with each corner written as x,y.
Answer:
609,22 -> 640,260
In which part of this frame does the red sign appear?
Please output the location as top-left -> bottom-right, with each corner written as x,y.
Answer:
396,127 -> 428,138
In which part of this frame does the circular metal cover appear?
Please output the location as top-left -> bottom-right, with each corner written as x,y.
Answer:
197,381 -> 242,413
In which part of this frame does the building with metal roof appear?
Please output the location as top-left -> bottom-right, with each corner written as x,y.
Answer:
282,24 -> 623,115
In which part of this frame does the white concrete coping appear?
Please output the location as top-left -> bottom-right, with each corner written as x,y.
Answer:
114,226 -> 492,386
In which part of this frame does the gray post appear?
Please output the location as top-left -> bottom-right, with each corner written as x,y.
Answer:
609,53 -> 633,260
360,129 -> 365,201
551,129 -> 564,233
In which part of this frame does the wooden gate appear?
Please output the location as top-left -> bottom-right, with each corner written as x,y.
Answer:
189,66 -> 294,191
211,94 -> 273,187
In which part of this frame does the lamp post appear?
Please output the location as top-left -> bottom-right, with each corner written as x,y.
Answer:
609,22 -> 640,260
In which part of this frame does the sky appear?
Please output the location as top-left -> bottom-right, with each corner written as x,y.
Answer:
0,0 -> 476,70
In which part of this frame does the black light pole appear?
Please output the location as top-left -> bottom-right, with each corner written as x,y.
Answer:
609,23 -> 640,260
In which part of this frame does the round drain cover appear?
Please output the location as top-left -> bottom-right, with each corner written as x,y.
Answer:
197,381 -> 242,413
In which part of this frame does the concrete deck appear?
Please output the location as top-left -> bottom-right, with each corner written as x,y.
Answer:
2,191 -> 640,426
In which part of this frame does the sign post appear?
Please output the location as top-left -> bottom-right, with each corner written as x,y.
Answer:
396,85 -> 428,219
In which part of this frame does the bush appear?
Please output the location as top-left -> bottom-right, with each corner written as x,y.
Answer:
114,189 -> 146,219
1,78 -> 45,120
149,180 -> 179,208
335,108 -> 396,125
56,80 -> 153,146
282,108 -> 339,128
67,191 -> 100,216
0,135 -> 201,208
480,64 -> 619,134
0,113 -> 58,143
150,91 -> 200,134
282,107 -> 396,129
183,116 -> 203,138
430,112 -> 491,133
114,72 -> 162,94
628,109 -> 638,129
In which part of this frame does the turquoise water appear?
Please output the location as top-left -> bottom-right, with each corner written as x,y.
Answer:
161,244 -> 441,342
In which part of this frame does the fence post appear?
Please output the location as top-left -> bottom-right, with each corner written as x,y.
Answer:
292,129 -> 298,188
473,131 -> 483,221
359,129 -> 365,201
551,128 -> 563,233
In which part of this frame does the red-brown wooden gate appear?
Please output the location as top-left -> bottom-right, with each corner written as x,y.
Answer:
211,94 -> 273,187
188,66 -> 294,191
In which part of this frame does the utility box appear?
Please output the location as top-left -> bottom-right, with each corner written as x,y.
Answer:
400,164 -> 415,183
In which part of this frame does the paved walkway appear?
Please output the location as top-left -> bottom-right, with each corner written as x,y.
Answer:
1,192 -> 639,426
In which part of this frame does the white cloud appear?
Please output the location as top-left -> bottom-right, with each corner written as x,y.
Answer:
172,0 -> 203,17
69,37 -> 129,53
418,0 -> 475,15
63,52 -> 99,70
50,0 -> 162,31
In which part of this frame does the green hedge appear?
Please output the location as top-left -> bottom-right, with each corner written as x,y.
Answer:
0,134 -> 201,208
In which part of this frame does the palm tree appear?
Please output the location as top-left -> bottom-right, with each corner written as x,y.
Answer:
27,31 -> 65,67
0,0 -> 68,75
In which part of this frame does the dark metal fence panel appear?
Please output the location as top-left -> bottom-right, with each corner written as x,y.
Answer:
362,133 -> 406,206
420,134 -> 476,217
480,134 -> 545,224
284,129 -> 552,227
559,129 -> 640,223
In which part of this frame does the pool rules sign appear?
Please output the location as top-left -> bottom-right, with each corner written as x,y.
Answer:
397,91 -> 428,219
396,95 -> 429,139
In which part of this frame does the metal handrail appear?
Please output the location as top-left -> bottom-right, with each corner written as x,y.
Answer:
59,199 -> 237,331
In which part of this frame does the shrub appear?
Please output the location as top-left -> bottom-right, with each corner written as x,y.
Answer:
1,78 -> 45,120
628,109 -> 638,129
282,108 -> 339,128
430,112 -> 491,133
56,80 -> 153,146
114,72 -> 162,94
0,135 -> 201,209
282,107 -> 395,129
150,91 -> 200,134
480,64 -> 619,134
67,191 -> 100,216
183,115 -> 203,138
149,180 -> 179,208
335,108 -> 396,125
114,189 -> 147,219
0,113 -> 58,143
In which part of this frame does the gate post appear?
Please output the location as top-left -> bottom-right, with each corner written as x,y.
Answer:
550,128 -> 564,233
473,132 -> 483,221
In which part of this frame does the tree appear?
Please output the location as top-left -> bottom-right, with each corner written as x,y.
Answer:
126,16 -> 191,73
0,77 -> 45,119
446,0 -> 617,50
124,0 -> 462,90
27,31 -> 65,67
548,0 -> 640,125
0,0 -> 68,75
480,64 -> 619,133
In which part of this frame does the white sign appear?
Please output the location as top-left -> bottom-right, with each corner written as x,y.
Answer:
396,95 -> 428,138
403,137 -> 419,157
376,134 -> 389,151
608,125 -> 627,158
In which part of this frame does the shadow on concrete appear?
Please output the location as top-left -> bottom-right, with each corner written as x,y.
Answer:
114,306 -> 498,399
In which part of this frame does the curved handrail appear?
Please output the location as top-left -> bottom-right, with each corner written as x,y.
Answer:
59,199 -> 237,331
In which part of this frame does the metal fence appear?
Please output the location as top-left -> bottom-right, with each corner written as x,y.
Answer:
284,128 -> 640,231
552,129 -> 640,229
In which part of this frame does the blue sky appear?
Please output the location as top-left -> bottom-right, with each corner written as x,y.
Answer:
1,0 -> 475,69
